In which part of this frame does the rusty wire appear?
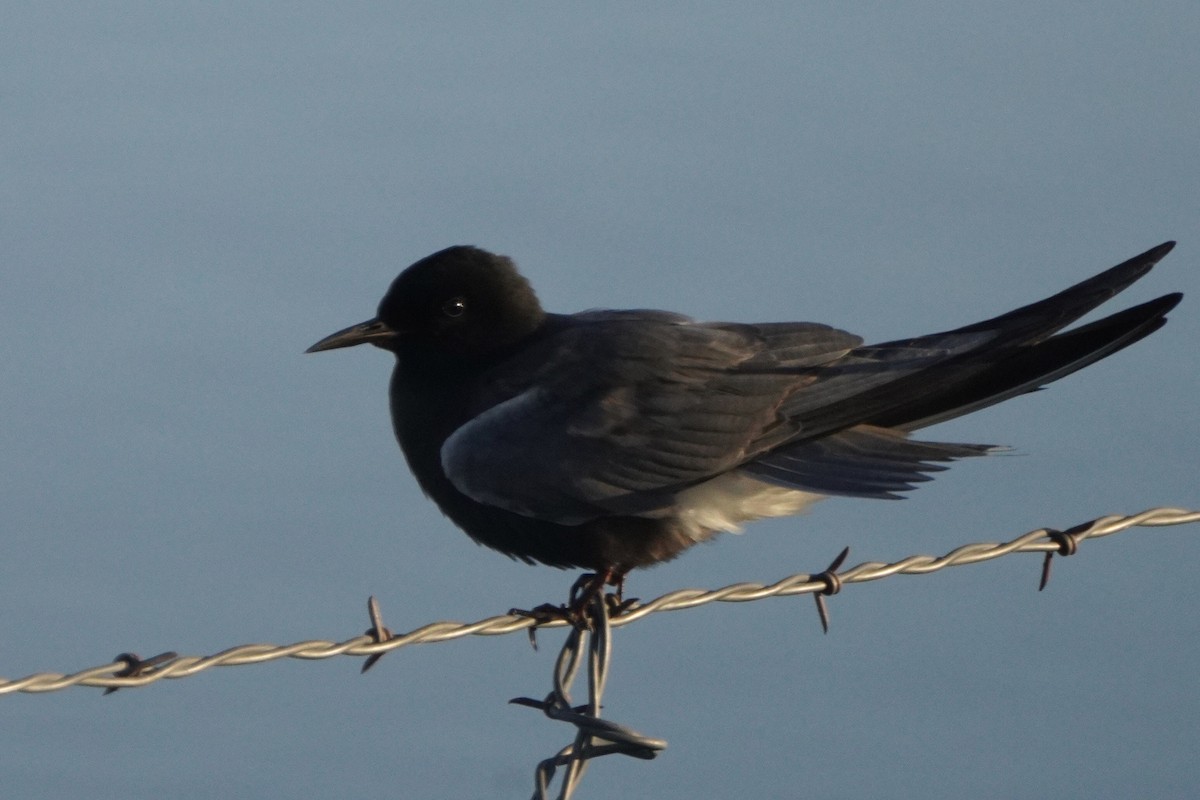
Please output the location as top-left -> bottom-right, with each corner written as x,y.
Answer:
1,506 -> 1197,698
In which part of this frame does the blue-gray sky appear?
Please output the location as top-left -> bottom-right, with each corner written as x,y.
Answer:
3,3 -> 1198,798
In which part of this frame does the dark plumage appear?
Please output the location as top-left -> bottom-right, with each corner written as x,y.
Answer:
307,243 -> 1181,578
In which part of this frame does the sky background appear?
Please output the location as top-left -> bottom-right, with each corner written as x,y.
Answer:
3,3 -> 1199,798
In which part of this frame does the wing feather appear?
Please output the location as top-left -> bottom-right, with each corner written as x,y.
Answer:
442,313 -> 860,521
439,243 -> 1176,524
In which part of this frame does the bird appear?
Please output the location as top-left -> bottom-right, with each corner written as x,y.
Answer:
307,242 -> 1181,590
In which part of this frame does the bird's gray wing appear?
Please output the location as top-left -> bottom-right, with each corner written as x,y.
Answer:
743,425 -> 997,499
440,311 -> 862,523
440,242 -> 1177,524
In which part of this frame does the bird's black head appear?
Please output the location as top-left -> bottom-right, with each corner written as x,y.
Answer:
307,246 -> 546,360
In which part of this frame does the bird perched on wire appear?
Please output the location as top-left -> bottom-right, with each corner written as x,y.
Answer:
307,242 -> 1181,592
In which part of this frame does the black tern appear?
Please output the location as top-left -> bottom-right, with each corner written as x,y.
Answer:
308,242 -> 1181,585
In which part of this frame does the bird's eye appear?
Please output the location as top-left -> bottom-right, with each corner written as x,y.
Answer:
441,296 -> 467,318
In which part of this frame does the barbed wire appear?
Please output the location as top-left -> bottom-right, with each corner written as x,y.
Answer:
1,506 -> 1196,699
5,506 -> 1198,798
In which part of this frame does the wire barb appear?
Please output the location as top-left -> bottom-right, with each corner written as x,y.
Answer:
360,595 -> 395,674
812,546 -> 850,634
1038,522 -> 1088,591
102,651 -> 178,696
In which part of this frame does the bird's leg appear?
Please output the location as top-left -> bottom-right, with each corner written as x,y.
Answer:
512,568 -> 636,632
567,569 -> 610,611
603,570 -> 638,617
568,568 -> 642,624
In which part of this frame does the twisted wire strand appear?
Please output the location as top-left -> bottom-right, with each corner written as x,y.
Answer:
2,506 -> 1197,697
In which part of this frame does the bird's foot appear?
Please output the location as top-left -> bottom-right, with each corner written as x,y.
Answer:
511,569 -> 637,637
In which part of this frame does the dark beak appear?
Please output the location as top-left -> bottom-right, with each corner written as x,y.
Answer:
305,318 -> 397,353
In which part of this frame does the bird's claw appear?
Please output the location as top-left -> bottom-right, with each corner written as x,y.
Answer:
511,571 -> 638,644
